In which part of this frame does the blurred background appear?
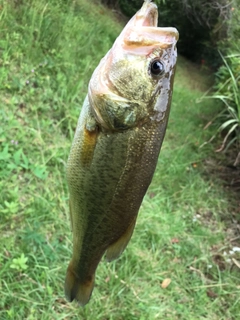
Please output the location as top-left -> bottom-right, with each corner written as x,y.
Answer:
0,0 -> 239,319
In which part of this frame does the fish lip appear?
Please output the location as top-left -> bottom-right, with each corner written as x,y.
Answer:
122,1 -> 179,46
154,27 -> 179,42
135,1 -> 158,27
135,2 -> 179,41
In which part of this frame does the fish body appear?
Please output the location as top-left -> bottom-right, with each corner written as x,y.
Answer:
65,0 -> 178,306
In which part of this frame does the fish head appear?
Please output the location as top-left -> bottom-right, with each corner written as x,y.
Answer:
89,0 -> 179,130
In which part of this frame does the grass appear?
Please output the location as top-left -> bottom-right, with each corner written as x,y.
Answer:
0,0 -> 239,319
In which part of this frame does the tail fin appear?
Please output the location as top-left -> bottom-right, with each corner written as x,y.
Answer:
64,263 -> 95,306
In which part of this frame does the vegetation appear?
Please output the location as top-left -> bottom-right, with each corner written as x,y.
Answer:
199,1 -> 240,163
0,0 -> 239,319
201,52 -> 240,162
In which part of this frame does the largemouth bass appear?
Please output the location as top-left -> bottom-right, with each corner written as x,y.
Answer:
65,0 -> 178,306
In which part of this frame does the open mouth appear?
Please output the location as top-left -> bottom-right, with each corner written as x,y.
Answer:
135,1 -> 158,27
122,1 -> 178,45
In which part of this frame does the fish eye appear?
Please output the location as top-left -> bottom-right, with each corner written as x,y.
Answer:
150,59 -> 165,77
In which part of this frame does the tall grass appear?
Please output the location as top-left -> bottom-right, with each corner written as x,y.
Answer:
213,53 -> 239,153
199,51 -> 240,163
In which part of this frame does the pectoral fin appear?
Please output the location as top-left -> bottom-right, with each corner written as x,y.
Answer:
80,126 -> 98,167
105,218 -> 137,262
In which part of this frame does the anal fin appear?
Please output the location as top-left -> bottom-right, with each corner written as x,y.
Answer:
105,218 -> 137,262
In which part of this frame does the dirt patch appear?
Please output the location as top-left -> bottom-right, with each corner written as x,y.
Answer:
205,158 -> 239,187
202,147 -> 240,251
203,153 -> 240,200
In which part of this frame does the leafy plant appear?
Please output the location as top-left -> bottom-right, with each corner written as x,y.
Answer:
201,51 -> 240,164
0,143 -> 48,179
10,253 -> 28,271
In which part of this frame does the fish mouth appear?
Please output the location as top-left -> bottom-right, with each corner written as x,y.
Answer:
135,0 -> 158,27
88,1 -> 178,130
121,1 -> 179,48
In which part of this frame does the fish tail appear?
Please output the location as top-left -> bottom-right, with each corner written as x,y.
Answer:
64,262 -> 95,306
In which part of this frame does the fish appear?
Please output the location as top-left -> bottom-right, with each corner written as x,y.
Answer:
64,0 -> 178,306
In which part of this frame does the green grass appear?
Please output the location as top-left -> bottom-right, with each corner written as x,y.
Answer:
0,0 -> 239,319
